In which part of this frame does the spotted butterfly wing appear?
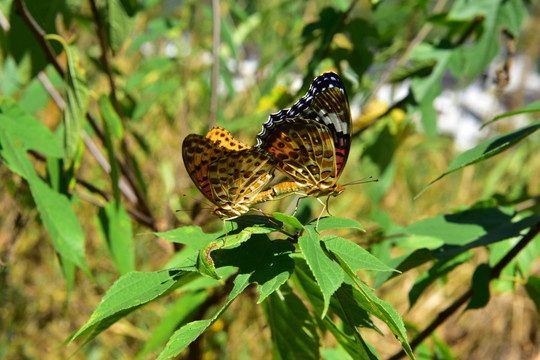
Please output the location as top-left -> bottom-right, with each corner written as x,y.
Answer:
256,72 -> 351,196
182,128 -> 276,219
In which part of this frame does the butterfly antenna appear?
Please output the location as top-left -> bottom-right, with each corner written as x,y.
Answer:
178,193 -> 214,212
343,176 -> 380,187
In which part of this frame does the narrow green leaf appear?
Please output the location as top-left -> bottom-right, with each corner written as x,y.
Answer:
524,276 -> 540,314
97,201 -> 135,275
263,283 -> 320,360
418,119 -> 540,197
98,95 -> 124,138
136,291 -> 209,359
408,252 -> 473,308
482,99 -> 540,128
466,263 -> 491,310
354,282 -> 415,359
0,98 -> 63,158
273,212 -> 305,229
99,95 -> 121,203
308,216 -> 365,232
29,176 -> 90,276
106,0 -> 136,52
299,227 -> 344,317
323,235 -> 395,272
156,273 -> 251,359
71,269 -> 198,345
155,226 -> 222,250
46,36 -> 89,167
373,249 -> 436,288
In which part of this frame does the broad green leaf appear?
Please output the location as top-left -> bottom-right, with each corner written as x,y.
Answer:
208,235 -> 295,300
418,114 -> 540,198
449,0 -> 525,79
0,98 -> 63,159
373,249 -> 435,287
408,252 -> 473,308
323,235 -> 395,272
46,35 -> 89,167
466,263 -> 491,310
353,281 -> 415,359
0,121 -> 37,178
196,225 -> 281,279
299,227 -> 344,317
71,269 -> 198,345
29,176 -> 90,276
106,0 -> 135,51
432,215 -> 540,259
155,226 -> 222,250
273,212 -> 305,229
156,273 -> 251,359
263,283 -> 320,360
322,318 -> 379,360
482,99 -> 540,128
136,290 -> 208,360
97,201 -> 135,275
525,276 -> 540,314
308,216 -> 365,232
99,95 -> 121,203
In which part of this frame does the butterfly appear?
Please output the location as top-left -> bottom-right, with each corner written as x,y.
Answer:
256,72 -> 352,203
182,127 -> 277,219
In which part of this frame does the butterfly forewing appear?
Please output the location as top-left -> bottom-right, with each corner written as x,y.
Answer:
257,72 -> 351,178
183,131 -> 276,218
206,126 -> 250,151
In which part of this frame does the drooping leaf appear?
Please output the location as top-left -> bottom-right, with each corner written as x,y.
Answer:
106,0 -> 136,52
71,269 -> 198,346
155,273 -> 251,359
418,119 -> 540,197
46,35 -> 89,167
299,227 -> 344,317
466,263 -> 491,310
97,201 -> 135,275
136,290 -> 209,359
525,276 -> 540,314
263,283 -> 320,360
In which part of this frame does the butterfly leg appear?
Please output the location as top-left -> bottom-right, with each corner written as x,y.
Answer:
292,195 -> 307,216
314,197 -> 328,233
324,196 -> 333,216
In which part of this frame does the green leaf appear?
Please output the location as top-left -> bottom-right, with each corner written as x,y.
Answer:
408,252 -> 473,308
482,99 -> 540,128
322,236 -> 395,272
136,291 -> 208,359
99,95 -> 122,203
263,283 -> 320,360
308,216 -> 365,232
374,249 -> 436,287
0,98 -> 63,160
29,176 -> 91,276
209,235 -> 295,301
106,0 -> 136,51
299,227 -> 344,317
71,269 -> 198,345
524,276 -> 540,314
155,226 -> 223,250
418,119 -> 540,197
156,273 -> 251,359
97,201 -> 135,275
466,263 -> 491,310
273,212 -> 305,229
46,35 -> 89,167
353,282 -> 415,359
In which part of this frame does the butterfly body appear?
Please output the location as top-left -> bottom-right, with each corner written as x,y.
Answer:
182,127 -> 276,219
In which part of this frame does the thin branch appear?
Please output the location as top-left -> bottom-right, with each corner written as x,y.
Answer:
387,220 -> 540,360
88,0 -> 121,115
208,0 -> 221,130
14,0 -> 156,228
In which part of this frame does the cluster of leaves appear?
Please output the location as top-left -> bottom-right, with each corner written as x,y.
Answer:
1,0 -> 540,359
